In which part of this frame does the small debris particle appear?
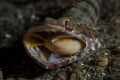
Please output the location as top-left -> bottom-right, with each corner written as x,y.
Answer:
95,57 -> 108,66
31,14 -> 36,19
104,52 -> 108,56
5,34 -> 12,38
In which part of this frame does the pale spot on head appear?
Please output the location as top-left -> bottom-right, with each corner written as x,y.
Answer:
92,46 -> 96,51
98,43 -> 101,48
71,30 -> 74,33
96,38 -> 100,43
90,38 -> 93,41
78,35 -> 82,37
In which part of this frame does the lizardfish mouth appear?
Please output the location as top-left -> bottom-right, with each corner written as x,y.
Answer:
23,24 -> 95,69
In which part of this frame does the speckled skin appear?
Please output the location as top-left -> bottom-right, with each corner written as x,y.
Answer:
24,0 -> 101,69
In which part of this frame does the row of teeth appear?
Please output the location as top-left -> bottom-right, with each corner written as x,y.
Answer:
55,52 -> 80,63
46,27 -> 82,40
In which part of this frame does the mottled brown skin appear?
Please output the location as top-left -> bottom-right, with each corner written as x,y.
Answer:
23,0 -> 101,69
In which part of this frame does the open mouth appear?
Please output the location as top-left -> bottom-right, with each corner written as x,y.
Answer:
23,24 -> 87,68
